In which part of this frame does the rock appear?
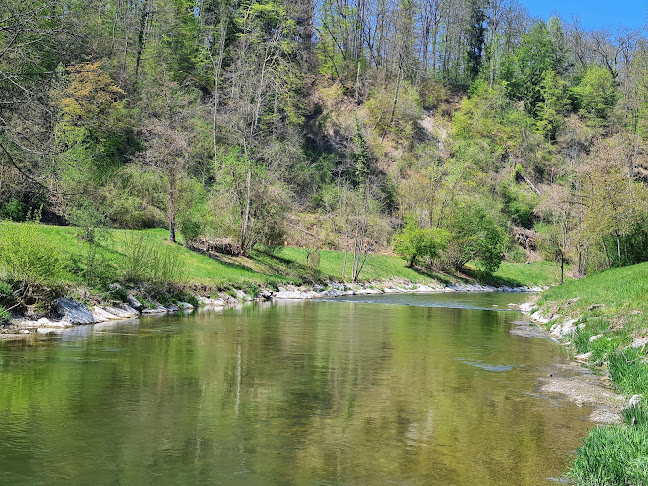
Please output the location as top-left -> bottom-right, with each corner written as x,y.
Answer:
127,295 -> 143,312
55,298 -> 96,325
198,297 -> 225,307
109,283 -> 124,292
628,394 -> 642,408
575,352 -> 592,363
559,319 -> 578,338
519,302 -> 534,314
141,304 -> 167,314
589,334 -> 604,343
166,304 -> 180,312
259,291 -> 273,301
92,306 -> 121,321
587,304 -> 605,311
118,304 -> 140,316
177,302 -> 195,310
631,337 -> 648,349
105,306 -> 138,319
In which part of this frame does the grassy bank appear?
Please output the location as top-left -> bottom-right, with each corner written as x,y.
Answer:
0,222 -> 559,290
535,263 -> 648,485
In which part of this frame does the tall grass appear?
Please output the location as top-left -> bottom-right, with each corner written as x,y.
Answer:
569,424 -> 648,485
608,348 -> 648,397
0,220 -> 62,286
122,233 -> 187,286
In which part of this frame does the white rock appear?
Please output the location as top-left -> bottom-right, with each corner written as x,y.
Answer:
93,306 -> 121,321
629,394 -> 642,408
575,352 -> 592,363
631,337 -> 648,348
589,334 -> 604,343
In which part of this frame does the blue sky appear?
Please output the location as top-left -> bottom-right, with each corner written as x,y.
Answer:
523,0 -> 647,30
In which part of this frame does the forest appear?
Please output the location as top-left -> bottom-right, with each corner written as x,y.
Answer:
2,0 -> 648,280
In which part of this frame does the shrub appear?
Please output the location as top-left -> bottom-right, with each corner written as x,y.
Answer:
0,305 -> 9,324
121,233 -> 187,287
0,198 -> 27,221
0,217 -> 62,286
394,215 -> 449,268
179,217 -> 202,244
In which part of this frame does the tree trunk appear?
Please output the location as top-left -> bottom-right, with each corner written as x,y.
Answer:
602,238 -> 611,269
169,170 -> 177,243
135,0 -> 150,80
209,17 -> 227,169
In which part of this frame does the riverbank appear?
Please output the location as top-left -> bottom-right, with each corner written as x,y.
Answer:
2,278 -> 542,340
0,221 -> 557,338
519,262 -> 648,485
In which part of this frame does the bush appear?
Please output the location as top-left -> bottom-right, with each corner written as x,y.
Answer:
179,217 -> 202,244
0,217 -> 62,286
0,198 -> 27,221
394,216 -> 449,268
440,201 -> 507,274
121,233 -> 187,287
0,305 -> 9,324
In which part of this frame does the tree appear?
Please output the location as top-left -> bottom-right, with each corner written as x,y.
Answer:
394,215 -> 449,268
139,69 -> 195,243
441,200 -> 507,274
535,184 -> 575,284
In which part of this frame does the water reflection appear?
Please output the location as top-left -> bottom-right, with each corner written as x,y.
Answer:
0,293 -> 590,485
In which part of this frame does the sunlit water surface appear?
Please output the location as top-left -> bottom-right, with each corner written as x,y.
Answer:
0,292 -> 591,485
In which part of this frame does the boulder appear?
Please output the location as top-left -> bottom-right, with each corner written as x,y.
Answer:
126,294 -> 143,312
141,304 -> 167,314
118,304 -> 140,316
55,298 -> 96,325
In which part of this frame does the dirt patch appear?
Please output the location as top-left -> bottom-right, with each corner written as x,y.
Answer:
512,316 -> 627,424
539,363 -> 626,424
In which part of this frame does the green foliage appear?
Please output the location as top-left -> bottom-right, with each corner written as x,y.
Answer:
0,218 -> 62,286
121,233 -> 187,287
501,183 -> 538,229
441,201 -> 507,274
623,403 -> 648,427
535,70 -> 570,140
394,216 -> 449,268
571,66 -> 619,125
501,19 -> 567,116
569,424 -> 648,485
353,120 -> 371,185
179,218 -> 203,244
0,198 -> 27,222
0,304 -> 9,323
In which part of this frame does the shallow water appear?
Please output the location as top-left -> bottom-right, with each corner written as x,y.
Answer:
0,293 -> 591,485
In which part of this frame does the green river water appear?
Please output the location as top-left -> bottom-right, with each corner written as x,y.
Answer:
0,292 -> 592,485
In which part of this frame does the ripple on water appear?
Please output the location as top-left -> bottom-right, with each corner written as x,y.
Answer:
456,357 -> 515,372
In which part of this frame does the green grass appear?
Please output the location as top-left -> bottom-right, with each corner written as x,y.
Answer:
468,260 -> 562,288
539,262 -> 648,316
569,424 -> 648,486
0,221 -> 561,291
535,263 -> 648,485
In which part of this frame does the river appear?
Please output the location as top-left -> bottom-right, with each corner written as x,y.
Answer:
0,292 -> 591,485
